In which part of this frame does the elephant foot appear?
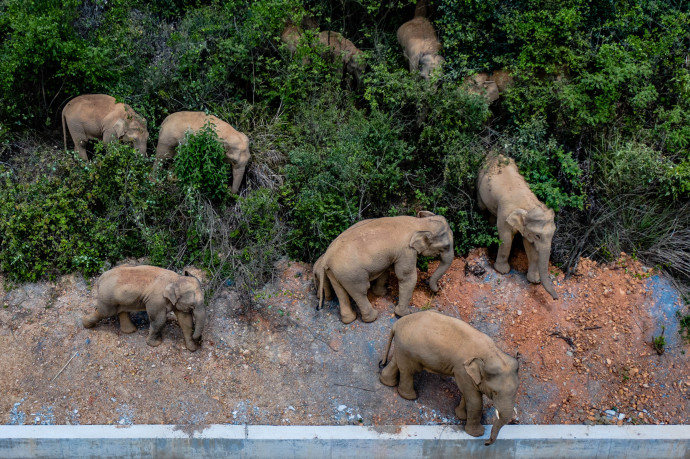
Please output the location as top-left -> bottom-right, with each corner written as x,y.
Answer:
394,305 -> 410,317
361,309 -> 379,323
397,387 -> 418,400
379,369 -> 399,387
526,269 -> 541,283
146,336 -> 163,347
455,405 -> 467,420
82,314 -> 99,329
465,422 -> 484,437
184,340 -> 199,352
494,260 -> 510,274
340,310 -> 357,324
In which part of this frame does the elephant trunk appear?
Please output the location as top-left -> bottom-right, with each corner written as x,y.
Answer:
192,304 -> 206,340
485,399 -> 514,446
231,163 -> 247,195
538,250 -> 558,300
135,138 -> 147,156
428,247 -> 454,292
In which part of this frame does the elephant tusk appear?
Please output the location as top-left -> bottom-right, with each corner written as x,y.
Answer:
495,409 -> 500,420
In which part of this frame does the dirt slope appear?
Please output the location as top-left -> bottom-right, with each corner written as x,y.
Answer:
1,249 -> 688,427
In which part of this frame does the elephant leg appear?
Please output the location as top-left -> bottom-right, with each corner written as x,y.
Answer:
347,280 -> 379,323
462,388 -> 485,437
82,300 -> 116,328
397,359 -> 418,400
523,238 -> 541,283
379,353 -> 400,387
175,311 -> 198,352
455,395 -> 467,420
146,313 -> 166,347
118,312 -> 137,334
69,128 -> 89,161
494,227 -> 515,274
371,272 -> 388,297
327,272 -> 357,324
393,262 -> 417,317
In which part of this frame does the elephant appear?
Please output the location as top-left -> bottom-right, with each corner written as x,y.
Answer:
464,73 -> 500,103
397,14 -> 444,80
154,112 -> 250,195
82,265 -> 206,352
62,94 -> 149,160
317,31 -> 366,81
379,310 -> 519,445
280,23 -> 303,54
477,153 -> 559,299
315,211 -> 454,323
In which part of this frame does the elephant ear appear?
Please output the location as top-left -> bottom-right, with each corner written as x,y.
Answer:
163,282 -> 180,306
417,210 -> 436,218
464,357 -> 485,386
409,231 -> 432,254
506,209 -> 528,233
112,119 -> 126,139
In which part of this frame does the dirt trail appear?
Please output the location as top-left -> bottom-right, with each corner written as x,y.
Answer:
1,249 -> 688,427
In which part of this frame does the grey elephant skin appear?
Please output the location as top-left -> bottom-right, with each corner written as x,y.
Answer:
82,265 -> 205,352
477,153 -> 559,299
397,9 -> 444,80
315,211 -> 454,323
62,94 -> 149,160
379,310 -> 519,445
154,111 -> 250,195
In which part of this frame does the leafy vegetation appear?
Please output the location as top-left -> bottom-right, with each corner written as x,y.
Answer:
1,0 -> 689,311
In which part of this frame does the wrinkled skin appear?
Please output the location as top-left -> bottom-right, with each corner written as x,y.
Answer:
379,310 -> 519,445
318,31 -> 366,81
82,265 -> 205,352
477,154 -> 558,299
397,16 -> 444,79
62,94 -> 149,160
315,211 -> 454,323
154,112 -> 250,194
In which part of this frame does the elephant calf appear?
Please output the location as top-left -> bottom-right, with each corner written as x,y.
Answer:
318,31 -> 366,81
315,211 -> 454,323
379,310 -> 519,445
83,265 -> 206,352
477,154 -> 558,299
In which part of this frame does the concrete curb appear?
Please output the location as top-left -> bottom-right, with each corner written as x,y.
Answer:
1,424 -> 688,458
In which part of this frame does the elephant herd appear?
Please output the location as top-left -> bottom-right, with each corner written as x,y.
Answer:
62,95 -> 250,195
81,150 -> 557,445
70,1 -> 555,445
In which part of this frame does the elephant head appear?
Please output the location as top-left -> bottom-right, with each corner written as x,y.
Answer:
464,352 -> 519,445
163,272 -> 206,340
506,206 -> 558,299
112,110 -> 149,155
410,211 -> 454,292
419,53 -> 444,80
221,138 -> 250,195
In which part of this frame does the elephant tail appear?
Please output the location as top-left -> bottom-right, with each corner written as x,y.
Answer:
317,268 -> 325,311
62,109 -> 67,151
379,325 -> 396,369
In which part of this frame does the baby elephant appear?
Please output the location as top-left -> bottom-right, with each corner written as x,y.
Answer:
379,310 -> 519,445
83,265 -> 206,352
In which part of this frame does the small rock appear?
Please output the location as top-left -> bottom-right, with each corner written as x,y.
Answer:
337,405 -> 346,412
517,310 -> 522,316
288,406 -> 295,412
604,409 -> 616,417
618,413 -> 625,420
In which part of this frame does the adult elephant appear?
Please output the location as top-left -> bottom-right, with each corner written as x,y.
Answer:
379,310 -> 519,445
155,112 -> 250,195
315,211 -> 454,323
477,153 -> 558,299
62,94 -> 149,160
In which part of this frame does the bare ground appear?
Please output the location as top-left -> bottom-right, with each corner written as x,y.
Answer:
1,249 -> 688,428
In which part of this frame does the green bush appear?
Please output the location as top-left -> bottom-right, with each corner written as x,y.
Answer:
173,121 -> 231,202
